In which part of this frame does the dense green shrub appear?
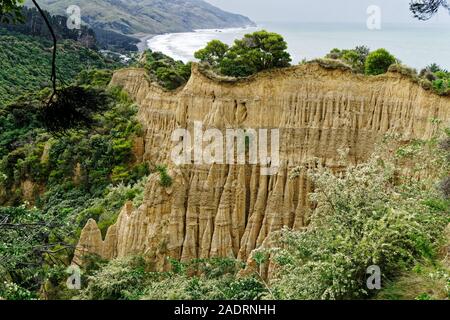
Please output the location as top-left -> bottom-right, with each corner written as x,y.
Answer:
155,165 -> 172,188
365,48 -> 397,75
76,69 -> 113,88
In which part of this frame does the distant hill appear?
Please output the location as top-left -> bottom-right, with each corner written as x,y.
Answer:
0,7 -> 97,48
26,0 -> 255,35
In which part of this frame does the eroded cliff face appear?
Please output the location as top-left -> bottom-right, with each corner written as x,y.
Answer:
74,63 -> 450,270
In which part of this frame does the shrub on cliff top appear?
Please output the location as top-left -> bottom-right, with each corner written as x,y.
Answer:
365,48 -> 397,75
307,58 -> 353,72
419,64 -> 450,95
140,50 -> 191,90
325,46 -> 370,73
325,46 -> 398,76
195,30 -> 291,78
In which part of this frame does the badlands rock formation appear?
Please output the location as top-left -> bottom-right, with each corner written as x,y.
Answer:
74,63 -> 450,270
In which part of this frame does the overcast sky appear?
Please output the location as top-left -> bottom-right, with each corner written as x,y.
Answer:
206,0 -> 450,24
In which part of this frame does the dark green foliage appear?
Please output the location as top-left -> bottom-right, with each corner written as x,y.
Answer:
38,86 -> 111,134
365,48 -> 397,75
0,80 -> 145,202
76,69 -> 113,88
222,30 -> 291,77
0,84 -> 144,201
195,30 -> 291,77
173,257 -> 245,279
0,0 -> 24,24
140,49 -> 191,90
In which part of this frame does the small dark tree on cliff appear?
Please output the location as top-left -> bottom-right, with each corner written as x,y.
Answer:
410,0 -> 450,20
326,46 -> 370,73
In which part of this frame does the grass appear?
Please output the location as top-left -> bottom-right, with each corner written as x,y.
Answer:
376,226 -> 450,300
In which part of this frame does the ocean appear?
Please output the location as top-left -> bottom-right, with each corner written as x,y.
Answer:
147,21 -> 450,70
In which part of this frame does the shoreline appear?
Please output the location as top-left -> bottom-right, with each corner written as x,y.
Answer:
134,33 -> 156,52
139,26 -> 259,62
133,26 -> 258,55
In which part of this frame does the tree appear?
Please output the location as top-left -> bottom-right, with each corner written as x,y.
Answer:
222,30 -> 291,77
195,30 -> 291,77
365,48 -> 397,75
410,0 -> 450,20
194,40 -> 229,65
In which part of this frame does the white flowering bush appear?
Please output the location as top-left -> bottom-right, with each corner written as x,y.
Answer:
77,256 -> 267,300
269,136 -> 449,300
0,281 -> 35,300
77,256 -> 149,300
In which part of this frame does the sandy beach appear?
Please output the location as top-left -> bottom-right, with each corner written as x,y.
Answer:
134,34 -> 155,52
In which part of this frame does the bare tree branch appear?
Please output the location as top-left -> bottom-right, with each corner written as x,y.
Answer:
31,0 -> 58,106
410,0 -> 450,20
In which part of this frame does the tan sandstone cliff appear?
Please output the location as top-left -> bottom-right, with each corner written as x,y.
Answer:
73,63 -> 450,270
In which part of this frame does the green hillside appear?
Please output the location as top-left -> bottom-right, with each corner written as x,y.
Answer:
0,29 -> 121,105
